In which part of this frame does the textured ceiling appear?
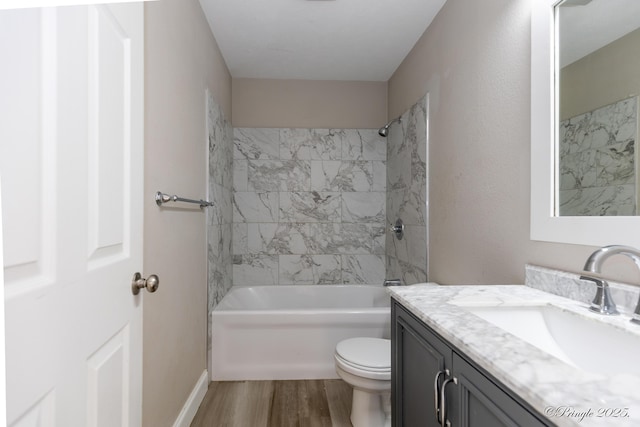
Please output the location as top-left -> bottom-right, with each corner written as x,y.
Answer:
199,0 -> 447,81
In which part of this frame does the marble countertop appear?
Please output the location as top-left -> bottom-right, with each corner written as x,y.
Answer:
388,284 -> 640,427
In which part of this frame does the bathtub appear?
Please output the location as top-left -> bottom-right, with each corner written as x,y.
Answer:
210,285 -> 391,381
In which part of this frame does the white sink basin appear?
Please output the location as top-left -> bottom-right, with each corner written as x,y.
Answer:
462,304 -> 640,375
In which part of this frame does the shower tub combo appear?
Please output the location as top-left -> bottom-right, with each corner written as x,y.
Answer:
210,285 -> 391,380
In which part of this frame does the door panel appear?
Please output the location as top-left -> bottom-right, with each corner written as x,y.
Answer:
0,8 -> 57,293
10,390 -> 55,427
87,326 -> 130,427
1,4 -> 143,426
452,354 -> 548,427
88,5 -> 128,263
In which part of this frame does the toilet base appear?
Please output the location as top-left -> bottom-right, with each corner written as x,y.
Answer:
334,337 -> 392,427
350,389 -> 391,427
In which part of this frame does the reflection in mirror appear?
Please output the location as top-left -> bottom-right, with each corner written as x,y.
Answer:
556,0 -> 640,216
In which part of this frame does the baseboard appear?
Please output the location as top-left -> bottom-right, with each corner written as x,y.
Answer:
172,370 -> 209,427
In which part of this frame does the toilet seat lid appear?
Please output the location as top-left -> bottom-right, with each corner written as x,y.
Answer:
336,338 -> 390,370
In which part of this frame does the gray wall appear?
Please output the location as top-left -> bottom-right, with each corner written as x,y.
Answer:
231,128 -> 387,286
388,0 -> 640,284
143,0 -> 231,425
232,78 -> 387,129
560,27 -> 640,121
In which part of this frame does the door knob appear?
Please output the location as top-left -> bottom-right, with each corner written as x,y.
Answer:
131,272 -> 159,295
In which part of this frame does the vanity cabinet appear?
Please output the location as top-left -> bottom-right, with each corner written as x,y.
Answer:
391,300 -> 553,427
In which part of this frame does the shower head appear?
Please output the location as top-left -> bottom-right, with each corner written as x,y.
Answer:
378,117 -> 401,137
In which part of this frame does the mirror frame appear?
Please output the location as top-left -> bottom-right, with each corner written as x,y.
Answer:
531,0 -> 640,248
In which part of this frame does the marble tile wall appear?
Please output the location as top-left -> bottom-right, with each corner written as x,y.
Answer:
386,96 -> 428,284
232,128 -> 387,286
525,264 -> 640,314
559,96 -> 638,216
207,90 -> 234,308
206,90 -> 234,374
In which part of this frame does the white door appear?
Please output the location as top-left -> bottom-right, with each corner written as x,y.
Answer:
0,3 -> 144,426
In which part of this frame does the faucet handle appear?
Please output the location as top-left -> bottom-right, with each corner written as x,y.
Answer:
580,275 -> 619,315
384,278 -> 404,287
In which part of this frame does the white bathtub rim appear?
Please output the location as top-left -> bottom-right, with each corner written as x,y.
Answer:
213,284 -> 391,312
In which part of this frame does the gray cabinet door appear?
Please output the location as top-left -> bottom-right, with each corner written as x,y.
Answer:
392,299 -> 553,427
392,302 -> 452,427
451,353 -> 551,427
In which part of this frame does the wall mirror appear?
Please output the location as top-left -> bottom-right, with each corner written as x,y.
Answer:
531,0 -> 640,247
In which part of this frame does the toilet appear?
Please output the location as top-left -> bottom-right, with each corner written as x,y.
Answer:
334,337 -> 391,427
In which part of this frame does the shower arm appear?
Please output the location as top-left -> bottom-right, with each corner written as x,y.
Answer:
378,117 -> 401,137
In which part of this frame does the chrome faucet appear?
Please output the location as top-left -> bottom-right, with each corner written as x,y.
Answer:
581,245 -> 640,317
383,278 -> 404,287
578,275 -> 619,315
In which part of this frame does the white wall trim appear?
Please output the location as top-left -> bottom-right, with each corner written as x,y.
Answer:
0,178 -> 7,423
172,370 -> 209,427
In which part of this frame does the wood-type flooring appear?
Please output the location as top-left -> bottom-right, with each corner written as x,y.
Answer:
190,380 -> 353,427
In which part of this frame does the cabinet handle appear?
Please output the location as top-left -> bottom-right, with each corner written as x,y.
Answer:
440,376 -> 458,427
433,369 -> 448,423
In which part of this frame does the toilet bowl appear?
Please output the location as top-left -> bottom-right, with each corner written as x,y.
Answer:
334,337 -> 391,427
